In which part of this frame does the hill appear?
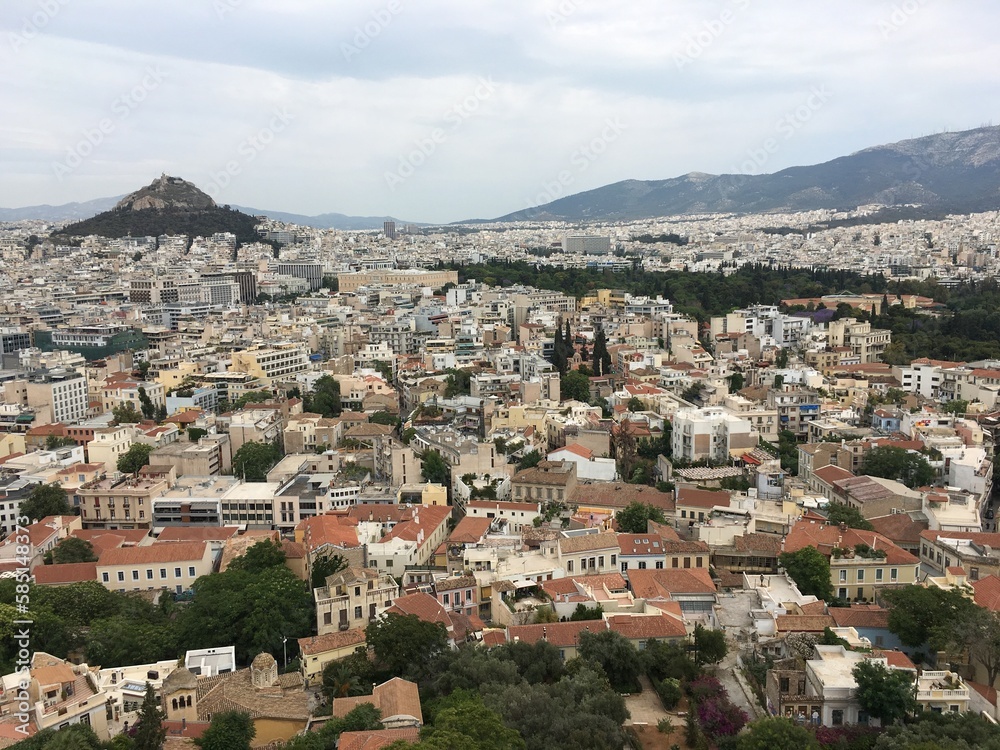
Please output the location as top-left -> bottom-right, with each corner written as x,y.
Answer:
51,175 -> 266,245
490,125 -> 1000,222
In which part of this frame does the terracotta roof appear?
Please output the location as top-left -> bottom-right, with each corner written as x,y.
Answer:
507,620 -> 605,647
606,613 -> 686,640
732,533 -> 783,555
627,568 -> 717,598
558,531 -> 619,554
338,729 -> 421,750
33,562 -> 97,586
874,650 -> 916,671
386,592 -> 453,630
785,520 -> 918,565
333,678 -> 422,725
973,576 -> 1000,611
617,533 -> 667,556
449,516 -> 492,544
156,526 -> 240,543
775,615 -> 836,633
382,505 -> 451,547
829,605 -> 890,629
297,629 -> 366,656
676,486 -> 730,509
869,513 -> 928,545
98,541 -> 208,566
435,575 -> 477,592
298,514 -> 361,551
551,443 -> 593,460
570,483 -> 674,512
814,465 -> 855,485
71,528 -> 148,551
513,461 -> 576,487
542,573 -> 629,599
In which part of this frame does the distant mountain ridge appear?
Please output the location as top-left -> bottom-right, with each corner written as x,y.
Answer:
489,125 -> 1000,222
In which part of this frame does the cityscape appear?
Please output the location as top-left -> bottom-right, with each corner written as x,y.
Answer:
2,3 -> 1000,750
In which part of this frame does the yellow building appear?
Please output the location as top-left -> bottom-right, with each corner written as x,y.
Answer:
297,629 -> 367,687
397,482 -> 448,506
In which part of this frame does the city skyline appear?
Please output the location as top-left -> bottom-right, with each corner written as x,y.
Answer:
1,0 -> 998,223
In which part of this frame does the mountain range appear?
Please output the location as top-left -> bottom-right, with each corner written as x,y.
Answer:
489,126 -> 1000,222
5,125 -> 1000,227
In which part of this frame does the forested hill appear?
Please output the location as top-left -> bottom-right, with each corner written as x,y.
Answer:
52,205 -> 265,246
447,261 -> 1000,363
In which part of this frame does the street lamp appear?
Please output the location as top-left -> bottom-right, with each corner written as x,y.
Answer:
282,636 -> 288,669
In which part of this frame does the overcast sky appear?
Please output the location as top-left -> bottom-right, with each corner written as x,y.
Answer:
1,0 -> 997,223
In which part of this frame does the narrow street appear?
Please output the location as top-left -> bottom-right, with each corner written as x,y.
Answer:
713,590 -> 763,719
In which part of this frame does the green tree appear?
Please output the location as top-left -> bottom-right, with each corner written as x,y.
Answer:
861,446 -> 935,488
310,553 -> 348,590
444,369 -> 472,398
592,327 -> 612,377
941,399 -> 969,415
232,440 -> 282,482
307,375 -> 342,418
560,370 -> 591,403
187,427 -> 208,442
873,711 -> 1000,750
934,606 -> 1000,689
118,443 -> 154,475
45,435 -> 77,450
726,372 -> 745,393
627,397 -> 644,412
19,483 -> 72,522
569,603 -> 604,621
228,540 -> 286,574
693,624 -> 727,665
132,683 -> 166,750
735,717 -> 819,750
321,652 -> 375,700
85,616 -> 177,667
366,613 -> 449,680
421,449 -> 450,485
881,584 -> 977,648
852,659 -> 916,725
195,711 -> 255,750
420,691 -> 526,750
578,629 -> 642,693
824,501 -> 874,531
49,537 -> 97,565
369,411 -> 400,427
112,402 -> 143,424
137,386 -> 156,421
615,501 -> 668,534
517,450 -> 542,471
778,546 -> 834,601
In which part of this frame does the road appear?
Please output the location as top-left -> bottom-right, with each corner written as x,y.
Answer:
713,590 -> 763,719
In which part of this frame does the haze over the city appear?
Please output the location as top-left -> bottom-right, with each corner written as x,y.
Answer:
1,0 -> 998,223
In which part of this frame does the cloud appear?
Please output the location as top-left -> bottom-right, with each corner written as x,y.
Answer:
0,0 -> 997,222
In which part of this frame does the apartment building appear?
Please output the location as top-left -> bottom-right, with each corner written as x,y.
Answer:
671,407 -> 757,462
314,567 -> 398,635
96,541 -> 215,594
828,320 -> 891,364
230,343 -> 311,383
78,474 -> 170,530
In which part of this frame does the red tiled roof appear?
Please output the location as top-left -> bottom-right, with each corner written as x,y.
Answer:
386,592 -> 452,630
814,465 -> 855,485
297,628 -> 366,656
449,516 -> 492,544
829,605 -> 890,630
339,729 -> 421,750
676,486 -> 729,509
972,576 -> 1000,611
775,615 -> 835,633
156,527 -> 240,543
98,541 -> 208,566
507,620 -> 605,647
627,568 -> 717,598
606,613 -> 686,640
32,562 -> 97,586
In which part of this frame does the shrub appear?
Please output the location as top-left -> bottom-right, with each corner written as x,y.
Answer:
696,696 -> 748,740
657,678 -> 682,710
657,717 -> 673,734
684,675 -> 725,704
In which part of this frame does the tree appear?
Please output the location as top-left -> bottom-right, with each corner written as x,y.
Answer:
444,368 -> 472,398
420,691 -> 526,750
232,440 -> 282,482
775,348 -> 789,369
824,501 -> 874,531
578,629 -> 642,693
726,372 -> 745,393
369,411 -> 400,427
852,659 -> 916,725
941,399 -> 969,415
45,435 -> 77,450
19,483 -> 72,522
560,370 -> 590,403
307,375 -> 342,418
112,402 -> 143,424
133,683 -> 166,750
881,585 -> 977,649
779,546 -> 834,601
118,443 -> 154,475
693,624 -> 727,665
627,397 -> 643,412
517,450 -> 542,471
366,613 -> 449,680
187,427 -> 208,442
872,711 -> 1000,750
592,327 -> 612,377
310,553 -> 348,589
570,603 -> 604,621
195,711 -> 255,750
321,653 -> 374,700
421,449 -> 450,485
935,606 -> 1000,689
615,501 -> 667,534
50,537 -> 97,565
861,446 -> 935,489
735,717 -> 820,750
138,386 -> 156,421
697,696 -> 748,740
228,540 -> 286,574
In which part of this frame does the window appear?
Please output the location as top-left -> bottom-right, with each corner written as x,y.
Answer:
839,569 -> 847,582
638,561 -> 647,570
610,555 -> 616,566
779,677 -> 790,693
160,568 -> 167,579
838,587 -> 847,599
567,561 -> 573,572
324,611 -> 331,625
580,558 -> 587,570
857,569 -> 864,582
188,566 -> 196,577
621,561 -> 628,572
102,572 -> 109,583
132,570 -> 139,581
683,557 -> 691,569
598,556 -> 605,568
832,710 -> 844,726
971,567 -> 980,581
875,568 -> 883,582
117,571 -> 125,582
443,593 -> 450,605
890,568 -> 898,582
696,557 -> 703,567
174,567 -> 181,577
857,587 -> 864,600
354,606 -> 362,619
655,561 -> 664,569
672,558 -> 679,568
